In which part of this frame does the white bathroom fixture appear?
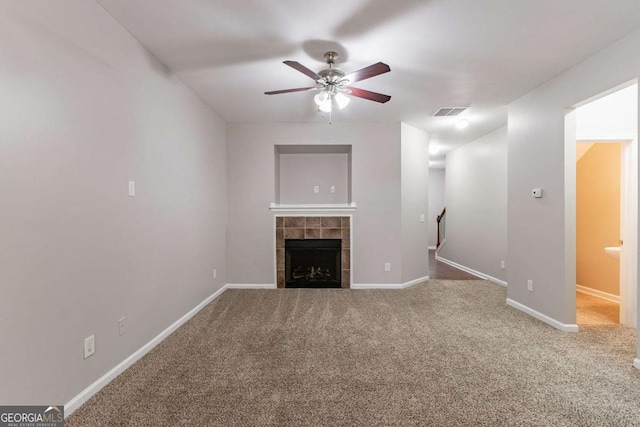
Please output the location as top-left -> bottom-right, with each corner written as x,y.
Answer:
604,246 -> 621,260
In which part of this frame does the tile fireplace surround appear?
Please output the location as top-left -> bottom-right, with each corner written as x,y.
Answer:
276,216 -> 351,288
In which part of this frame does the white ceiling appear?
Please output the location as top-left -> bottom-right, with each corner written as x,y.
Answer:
96,0 -> 640,164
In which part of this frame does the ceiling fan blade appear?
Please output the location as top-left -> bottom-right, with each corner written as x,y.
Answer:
347,87 -> 391,103
343,62 -> 390,84
265,87 -> 318,95
283,60 -> 322,81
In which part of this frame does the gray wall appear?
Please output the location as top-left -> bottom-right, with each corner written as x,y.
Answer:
508,27 -> 640,330
428,169 -> 445,248
0,1 -> 227,405
439,127 -> 508,282
226,122 -> 409,285
400,123 -> 430,282
279,153 -> 349,204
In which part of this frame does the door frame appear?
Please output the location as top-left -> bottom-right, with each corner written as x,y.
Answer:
620,137 -> 638,327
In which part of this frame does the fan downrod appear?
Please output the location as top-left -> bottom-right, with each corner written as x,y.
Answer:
318,52 -> 345,83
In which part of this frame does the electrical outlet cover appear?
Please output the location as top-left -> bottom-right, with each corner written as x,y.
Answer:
118,317 -> 127,336
84,335 -> 95,359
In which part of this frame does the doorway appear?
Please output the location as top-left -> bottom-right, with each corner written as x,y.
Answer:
568,82 -> 638,328
575,141 -> 623,325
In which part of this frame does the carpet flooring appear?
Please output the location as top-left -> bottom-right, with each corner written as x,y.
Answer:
66,280 -> 640,426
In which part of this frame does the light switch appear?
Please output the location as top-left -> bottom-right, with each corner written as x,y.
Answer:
128,181 -> 135,197
419,214 -> 425,223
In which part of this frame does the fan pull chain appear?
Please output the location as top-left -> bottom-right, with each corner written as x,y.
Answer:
318,109 -> 333,124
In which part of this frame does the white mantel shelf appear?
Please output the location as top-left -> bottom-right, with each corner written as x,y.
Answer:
269,203 -> 357,212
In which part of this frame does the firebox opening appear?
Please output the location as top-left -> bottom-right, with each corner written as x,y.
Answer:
285,239 -> 341,288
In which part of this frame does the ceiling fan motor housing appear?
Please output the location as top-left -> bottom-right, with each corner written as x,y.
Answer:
318,68 -> 346,84
318,51 -> 346,86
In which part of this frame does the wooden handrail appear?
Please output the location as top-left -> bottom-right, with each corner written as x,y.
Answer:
436,207 -> 446,248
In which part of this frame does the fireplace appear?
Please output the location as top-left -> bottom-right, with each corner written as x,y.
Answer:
275,216 -> 351,288
285,239 -> 341,288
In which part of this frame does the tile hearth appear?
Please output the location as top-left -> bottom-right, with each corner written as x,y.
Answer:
276,216 -> 351,288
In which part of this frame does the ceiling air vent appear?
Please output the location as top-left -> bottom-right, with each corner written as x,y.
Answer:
433,107 -> 468,117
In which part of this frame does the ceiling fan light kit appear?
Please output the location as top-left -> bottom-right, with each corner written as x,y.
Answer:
265,51 -> 391,117
313,90 -> 350,113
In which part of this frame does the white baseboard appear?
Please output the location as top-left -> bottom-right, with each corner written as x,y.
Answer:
506,298 -> 579,333
225,284 -> 277,289
576,284 -> 620,304
634,358 -> 640,370
428,246 -> 436,250
352,275 -> 430,290
402,275 -> 430,288
64,285 -> 228,417
435,253 -> 507,287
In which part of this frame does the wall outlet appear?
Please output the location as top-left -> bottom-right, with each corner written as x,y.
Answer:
532,188 -> 542,198
419,214 -> 425,223
84,335 -> 95,359
213,268 -> 217,279
501,260 -> 506,270
128,180 -> 135,197
330,186 -> 335,193
527,280 -> 533,292
313,185 -> 319,194
118,317 -> 127,336
384,262 -> 391,272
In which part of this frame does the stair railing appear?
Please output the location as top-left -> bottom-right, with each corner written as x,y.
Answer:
436,207 -> 446,248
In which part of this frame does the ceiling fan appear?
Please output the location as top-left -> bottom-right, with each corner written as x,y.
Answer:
265,51 -> 391,113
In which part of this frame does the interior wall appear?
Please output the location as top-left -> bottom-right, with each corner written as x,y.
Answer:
0,1 -> 227,405
439,127 -> 508,282
279,153 -> 349,204
428,169 -> 445,248
226,122 -> 403,285
576,143 -> 621,296
400,123 -> 430,283
507,27 -> 640,329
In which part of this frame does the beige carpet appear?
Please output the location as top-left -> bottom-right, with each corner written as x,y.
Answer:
67,280 -> 640,426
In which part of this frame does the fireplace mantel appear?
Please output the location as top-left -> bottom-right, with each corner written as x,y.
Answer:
269,203 -> 357,212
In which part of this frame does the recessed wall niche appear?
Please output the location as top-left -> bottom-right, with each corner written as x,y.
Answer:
274,145 -> 352,205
